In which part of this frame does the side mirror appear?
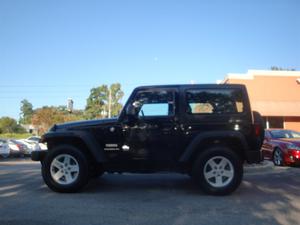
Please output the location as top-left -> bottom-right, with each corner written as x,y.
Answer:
126,104 -> 136,116
125,101 -> 142,125
132,101 -> 142,108
125,101 -> 141,116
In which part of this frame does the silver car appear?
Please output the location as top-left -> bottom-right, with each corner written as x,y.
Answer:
0,139 -> 10,158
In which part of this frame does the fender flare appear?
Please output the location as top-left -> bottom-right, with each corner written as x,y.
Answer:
42,131 -> 107,163
179,131 -> 248,163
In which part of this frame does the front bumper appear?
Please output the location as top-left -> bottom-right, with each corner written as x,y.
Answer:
31,150 -> 48,161
245,150 -> 263,163
285,150 -> 300,165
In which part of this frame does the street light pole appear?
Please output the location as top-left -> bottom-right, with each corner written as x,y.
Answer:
67,98 -> 73,113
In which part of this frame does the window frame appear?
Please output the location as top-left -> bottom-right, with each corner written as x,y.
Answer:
133,88 -> 177,119
184,88 -> 246,116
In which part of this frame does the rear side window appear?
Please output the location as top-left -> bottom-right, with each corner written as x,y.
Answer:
186,89 -> 244,115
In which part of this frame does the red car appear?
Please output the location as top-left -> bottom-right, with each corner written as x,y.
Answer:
262,129 -> 300,166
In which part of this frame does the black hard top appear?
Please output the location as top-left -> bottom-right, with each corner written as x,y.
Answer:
133,83 -> 246,91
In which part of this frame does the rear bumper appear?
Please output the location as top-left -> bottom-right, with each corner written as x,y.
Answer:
245,150 -> 263,163
31,150 -> 48,161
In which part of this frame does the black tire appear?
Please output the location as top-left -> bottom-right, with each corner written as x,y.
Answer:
273,148 -> 284,166
192,146 -> 243,196
42,145 -> 90,193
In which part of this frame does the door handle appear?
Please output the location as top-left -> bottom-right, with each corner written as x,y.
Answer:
173,124 -> 186,131
176,124 -> 192,132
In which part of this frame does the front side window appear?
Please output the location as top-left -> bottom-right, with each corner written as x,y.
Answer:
186,89 -> 244,115
134,90 -> 175,117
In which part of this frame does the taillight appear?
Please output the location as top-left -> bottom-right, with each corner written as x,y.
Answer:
16,144 -> 22,150
254,124 -> 261,137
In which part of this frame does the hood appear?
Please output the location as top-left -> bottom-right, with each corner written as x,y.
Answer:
52,118 -> 118,131
278,138 -> 300,145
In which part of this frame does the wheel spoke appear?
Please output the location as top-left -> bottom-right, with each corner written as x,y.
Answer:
274,150 -> 282,165
63,156 -> 71,165
219,158 -> 227,168
52,170 -> 64,181
223,170 -> 233,178
205,170 -> 216,179
69,165 -> 79,173
52,159 -> 63,169
215,176 -> 223,186
65,173 -> 73,183
208,159 -> 218,169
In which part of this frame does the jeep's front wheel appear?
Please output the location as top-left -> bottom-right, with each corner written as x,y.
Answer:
192,147 -> 243,195
42,145 -> 89,193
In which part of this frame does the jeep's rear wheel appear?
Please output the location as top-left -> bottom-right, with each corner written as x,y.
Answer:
192,146 -> 243,195
42,145 -> 89,193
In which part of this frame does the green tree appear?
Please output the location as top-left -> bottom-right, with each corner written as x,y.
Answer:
85,83 -> 124,119
31,106 -> 85,135
20,99 -> 33,124
85,85 -> 108,119
109,83 -> 124,117
0,117 -> 26,134
31,107 -> 66,134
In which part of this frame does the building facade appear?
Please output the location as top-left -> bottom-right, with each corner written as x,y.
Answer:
223,70 -> 300,131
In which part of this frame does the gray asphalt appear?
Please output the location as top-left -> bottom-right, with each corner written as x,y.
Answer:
0,159 -> 299,225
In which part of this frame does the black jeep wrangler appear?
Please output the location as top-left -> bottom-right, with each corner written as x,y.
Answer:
32,84 -> 264,195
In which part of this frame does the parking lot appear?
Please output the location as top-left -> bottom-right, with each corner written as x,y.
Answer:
0,159 -> 299,225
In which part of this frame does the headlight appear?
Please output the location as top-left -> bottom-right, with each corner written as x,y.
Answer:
287,144 -> 300,150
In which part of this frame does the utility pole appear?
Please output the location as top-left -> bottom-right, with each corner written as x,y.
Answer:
108,87 -> 112,118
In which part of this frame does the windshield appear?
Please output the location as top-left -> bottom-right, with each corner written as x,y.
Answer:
28,137 -> 40,142
270,130 -> 300,139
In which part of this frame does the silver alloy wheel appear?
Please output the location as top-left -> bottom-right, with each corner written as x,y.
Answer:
203,156 -> 234,188
273,149 -> 283,166
50,154 -> 80,185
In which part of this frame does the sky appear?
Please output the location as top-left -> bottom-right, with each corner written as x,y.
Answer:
0,0 -> 299,120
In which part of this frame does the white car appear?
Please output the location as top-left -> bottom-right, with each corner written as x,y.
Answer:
18,139 -> 41,155
8,139 -> 26,157
27,136 -> 41,142
27,136 -> 47,150
0,139 -> 10,158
